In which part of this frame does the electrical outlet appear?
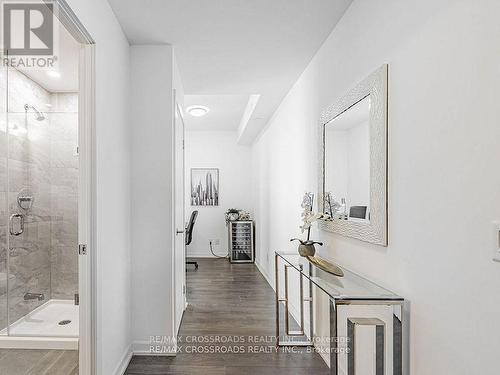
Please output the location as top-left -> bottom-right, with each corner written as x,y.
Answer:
493,221 -> 500,262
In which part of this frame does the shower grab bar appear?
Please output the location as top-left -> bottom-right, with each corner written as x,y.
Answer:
9,213 -> 24,236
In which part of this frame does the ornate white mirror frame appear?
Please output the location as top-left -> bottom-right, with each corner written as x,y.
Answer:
318,64 -> 388,246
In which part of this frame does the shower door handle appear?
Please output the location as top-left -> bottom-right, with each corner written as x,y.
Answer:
9,213 -> 24,236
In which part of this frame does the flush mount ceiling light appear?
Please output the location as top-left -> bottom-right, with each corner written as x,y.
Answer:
47,70 -> 61,78
187,105 -> 209,117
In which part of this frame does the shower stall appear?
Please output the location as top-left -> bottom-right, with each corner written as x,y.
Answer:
0,65 -> 79,349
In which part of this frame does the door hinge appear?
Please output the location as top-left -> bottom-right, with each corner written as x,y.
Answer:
78,244 -> 87,255
183,285 -> 186,295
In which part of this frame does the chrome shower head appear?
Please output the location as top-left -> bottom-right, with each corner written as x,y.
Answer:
24,104 -> 46,121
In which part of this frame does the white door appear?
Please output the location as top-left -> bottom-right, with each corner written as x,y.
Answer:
173,102 -> 186,334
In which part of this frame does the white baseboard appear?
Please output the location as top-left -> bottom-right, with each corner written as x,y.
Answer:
255,260 -> 273,290
133,351 -> 176,356
112,344 -> 132,375
186,250 -> 225,258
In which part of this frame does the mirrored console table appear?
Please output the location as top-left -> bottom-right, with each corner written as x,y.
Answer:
275,251 -> 404,375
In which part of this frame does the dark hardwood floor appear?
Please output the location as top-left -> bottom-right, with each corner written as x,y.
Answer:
125,258 -> 329,374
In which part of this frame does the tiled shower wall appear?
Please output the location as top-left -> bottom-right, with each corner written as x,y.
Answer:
0,69 -> 78,331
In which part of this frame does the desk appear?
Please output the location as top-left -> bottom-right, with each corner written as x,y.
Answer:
275,251 -> 404,375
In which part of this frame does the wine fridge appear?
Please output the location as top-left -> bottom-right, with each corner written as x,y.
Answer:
228,221 -> 254,263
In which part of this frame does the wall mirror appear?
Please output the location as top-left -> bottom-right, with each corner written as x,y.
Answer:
318,64 -> 388,245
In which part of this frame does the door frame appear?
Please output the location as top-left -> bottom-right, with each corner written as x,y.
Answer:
172,90 -> 186,338
77,44 -> 95,375
53,1 -> 96,374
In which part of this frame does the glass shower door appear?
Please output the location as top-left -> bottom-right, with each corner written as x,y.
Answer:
4,64 -> 79,339
6,66 -> 53,336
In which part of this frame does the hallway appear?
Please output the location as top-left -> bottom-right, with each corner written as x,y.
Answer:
125,258 -> 328,374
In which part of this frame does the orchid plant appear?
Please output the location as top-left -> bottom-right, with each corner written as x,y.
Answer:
290,192 -> 330,247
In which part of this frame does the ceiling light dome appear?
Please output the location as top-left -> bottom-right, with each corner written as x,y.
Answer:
187,105 -> 209,117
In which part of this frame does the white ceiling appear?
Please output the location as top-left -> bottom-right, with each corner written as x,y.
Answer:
108,0 -> 353,141
184,95 -> 249,131
21,22 -> 79,92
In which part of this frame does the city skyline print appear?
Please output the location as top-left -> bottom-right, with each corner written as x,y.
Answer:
191,168 -> 219,206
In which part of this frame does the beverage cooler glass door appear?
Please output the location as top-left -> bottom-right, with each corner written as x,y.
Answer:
229,221 -> 254,263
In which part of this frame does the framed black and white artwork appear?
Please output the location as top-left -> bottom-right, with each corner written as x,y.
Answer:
190,168 -> 219,206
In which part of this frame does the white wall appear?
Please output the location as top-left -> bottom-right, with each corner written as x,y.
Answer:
130,45 -> 178,354
252,1 -> 500,374
65,1 -> 131,374
185,131 -> 252,257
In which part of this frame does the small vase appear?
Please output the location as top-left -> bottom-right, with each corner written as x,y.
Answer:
298,243 -> 316,257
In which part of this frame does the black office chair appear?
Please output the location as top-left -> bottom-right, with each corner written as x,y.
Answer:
185,210 -> 199,269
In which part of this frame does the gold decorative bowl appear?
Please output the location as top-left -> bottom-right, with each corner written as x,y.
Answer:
306,256 -> 344,277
